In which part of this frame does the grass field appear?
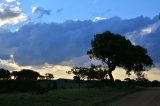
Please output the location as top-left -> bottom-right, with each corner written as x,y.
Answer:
0,87 -> 138,106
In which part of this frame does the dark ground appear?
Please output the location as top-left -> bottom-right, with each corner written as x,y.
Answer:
108,88 -> 160,106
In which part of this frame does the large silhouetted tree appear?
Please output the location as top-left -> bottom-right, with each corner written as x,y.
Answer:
87,31 -> 153,86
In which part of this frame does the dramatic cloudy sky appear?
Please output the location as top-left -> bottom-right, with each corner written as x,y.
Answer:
0,0 -> 160,80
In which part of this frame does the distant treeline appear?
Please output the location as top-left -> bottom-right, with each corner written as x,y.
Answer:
0,68 -> 54,80
0,67 -> 160,94
0,68 -> 57,93
114,78 -> 160,88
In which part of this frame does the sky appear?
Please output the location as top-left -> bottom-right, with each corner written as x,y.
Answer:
17,0 -> 160,23
0,0 -> 160,80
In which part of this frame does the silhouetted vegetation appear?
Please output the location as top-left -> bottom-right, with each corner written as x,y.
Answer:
0,30 -> 159,106
45,73 -> 54,80
11,71 -> 18,79
87,31 -> 153,86
0,68 -> 57,93
16,69 -> 40,80
0,68 -> 10,80
67,64 -> 108,81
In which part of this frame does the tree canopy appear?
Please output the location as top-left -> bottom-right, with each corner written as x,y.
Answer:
87,31 -> 153,85
67,64 -> 108,81
67,67 -> 87,81
45,73 -> 54,80
0,68 -> 10,80
16,69 -> 40,80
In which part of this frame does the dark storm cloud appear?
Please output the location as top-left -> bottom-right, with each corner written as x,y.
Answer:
0,15 -> 160,66
126,21 -> 160,66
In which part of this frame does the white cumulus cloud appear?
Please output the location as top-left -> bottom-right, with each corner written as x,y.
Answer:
0,0 -> 28,26
93,16 -> 107,22
32,6 -> 51,18
5,0 -> 16,3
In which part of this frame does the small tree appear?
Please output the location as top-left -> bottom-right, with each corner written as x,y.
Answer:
17,69 -> 40,80
84,65 -> 108,81
67,67 -> 87,81
73,76 -> 80,82
67,67 -> 87,87
67,65 -> 108,81
38,75 -> 45,80
45,73 -> 54,80
0,68 -> 10,80
90,65 -> 108,81
85,66 -> 97,81
11,71 -> 18,79
87,31 -> 153,86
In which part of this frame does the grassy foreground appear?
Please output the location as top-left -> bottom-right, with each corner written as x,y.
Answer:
0,87 -> 138,106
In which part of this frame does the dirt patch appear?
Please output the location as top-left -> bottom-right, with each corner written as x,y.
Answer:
108,88 -> 160,106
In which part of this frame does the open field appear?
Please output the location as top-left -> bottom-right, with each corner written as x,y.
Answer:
0,87 -> 137,106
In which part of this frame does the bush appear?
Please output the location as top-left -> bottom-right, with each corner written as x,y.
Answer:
0,80 -> 39,93
150,80 -> 160,87
86,81 -> 105,88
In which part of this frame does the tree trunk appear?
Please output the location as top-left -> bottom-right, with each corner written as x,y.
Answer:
108,70 -> 115,87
